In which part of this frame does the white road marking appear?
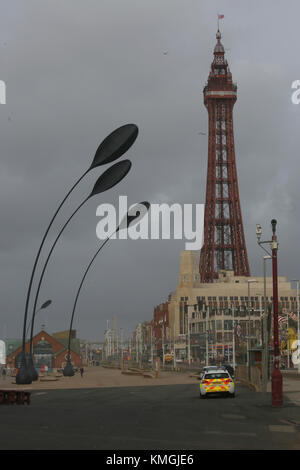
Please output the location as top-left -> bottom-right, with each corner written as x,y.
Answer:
221,414 -> 246,420
269,425 -> 296,433
203,431 -> 256,437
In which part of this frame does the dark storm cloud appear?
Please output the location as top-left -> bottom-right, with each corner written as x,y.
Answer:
0,0 -> 299,340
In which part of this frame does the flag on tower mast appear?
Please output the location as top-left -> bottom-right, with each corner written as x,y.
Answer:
217,14 -> 224,30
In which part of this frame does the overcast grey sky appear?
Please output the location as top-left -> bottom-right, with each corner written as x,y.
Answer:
0,0 -> 299,341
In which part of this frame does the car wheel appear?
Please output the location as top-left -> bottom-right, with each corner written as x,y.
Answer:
200,393 -> 206,399
229,392 -> 235,398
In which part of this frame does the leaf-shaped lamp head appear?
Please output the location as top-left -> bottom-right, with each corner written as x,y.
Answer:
90,124 -> 138,169
89,160 -> 132,197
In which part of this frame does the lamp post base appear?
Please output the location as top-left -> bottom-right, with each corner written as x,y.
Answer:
271,367 -> 283,407
63,360 -> 75,377
27,355 -> 39,381
16,365 -> 32,385
16,351 -> 32,384
16,367 -> 32,384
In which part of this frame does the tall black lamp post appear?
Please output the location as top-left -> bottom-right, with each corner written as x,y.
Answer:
63,202 -> 150,376
256,220 -> 283,407
27,160 -> 132,381
17,124 -> 139,385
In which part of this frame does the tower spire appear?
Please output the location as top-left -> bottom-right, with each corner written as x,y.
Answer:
199,30 -> 250,282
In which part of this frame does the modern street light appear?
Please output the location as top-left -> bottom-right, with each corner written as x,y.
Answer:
27,160 -> 132,381
151,325 -> 154,366
17,124 -> 139,385
63,202 -> 150,376
162,324 -> 165,367
256,220 -> 283,406
205,306 -> 209,367
231,304 -> 236,370
291,279 -> 300,374
173,321 -> 176,370
254,292 -> 262,347
247,279 -> 258,379
261,255 -> 272,392
285,309 -> 290,369
120,328 -> 124,368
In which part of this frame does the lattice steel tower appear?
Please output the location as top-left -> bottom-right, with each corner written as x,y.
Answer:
200,29 -> 250,282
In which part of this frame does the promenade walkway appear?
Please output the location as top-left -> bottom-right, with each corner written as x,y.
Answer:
1,366 -> 300,408
0,366 -> 197,391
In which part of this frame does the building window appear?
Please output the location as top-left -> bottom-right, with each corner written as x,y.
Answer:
33,340 -> 53,370
224,320 -> 233,330
224,332 -> 232,342
217,332 -> 223,342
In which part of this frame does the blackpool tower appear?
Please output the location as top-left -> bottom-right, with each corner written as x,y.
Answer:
199,29 -> 251,282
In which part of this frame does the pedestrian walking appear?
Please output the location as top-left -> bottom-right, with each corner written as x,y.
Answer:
80,367 -> 84,377
1,367 -> 6,380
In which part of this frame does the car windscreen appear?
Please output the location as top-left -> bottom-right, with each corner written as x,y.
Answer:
204,373 -> 229,379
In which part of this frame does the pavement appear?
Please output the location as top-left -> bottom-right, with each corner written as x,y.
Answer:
275,370 -> 300,406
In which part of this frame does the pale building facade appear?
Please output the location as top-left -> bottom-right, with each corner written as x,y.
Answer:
168,251 -> 297,363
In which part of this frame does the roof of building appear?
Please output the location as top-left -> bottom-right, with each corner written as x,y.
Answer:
5,331 -> 81,356
5,339 -> 22,355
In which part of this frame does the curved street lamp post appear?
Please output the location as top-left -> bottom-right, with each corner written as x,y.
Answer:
27,160 -> 132,381
17,124 -> 139,385
63,202 -> 150,376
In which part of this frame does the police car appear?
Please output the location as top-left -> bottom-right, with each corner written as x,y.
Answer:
199,368 -> 235,398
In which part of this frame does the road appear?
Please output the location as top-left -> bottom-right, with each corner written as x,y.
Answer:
1,381 -> 300,450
